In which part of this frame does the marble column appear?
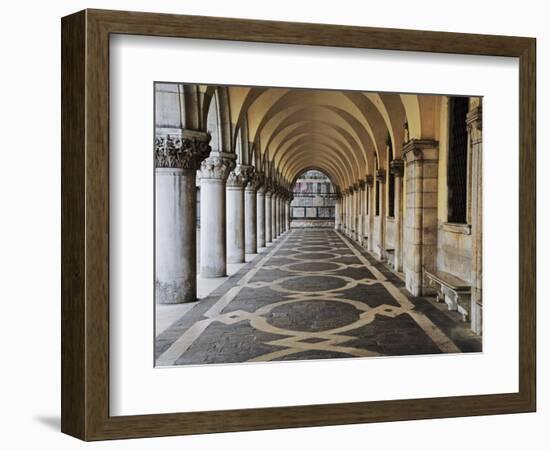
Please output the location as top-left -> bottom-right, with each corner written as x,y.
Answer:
265,184 -> 273,243
271,188 -> 277,240
362,178 -> 368,247
199,151 -> 236,278
366,176 -> 374,252
403,139 -> 439,296
245,172 -> 263,254
390,159 -> 405,272
274,192 -> 280,238
256,182 -> 267,248
335,196 -> 340,231
358,180 -> 366,245
467,99 -> 483,335
226,164 -> 254,264
286,197 -> 292,231
376,169 -> 387,260
155,131 -> 211,304
346,190 -> 352,236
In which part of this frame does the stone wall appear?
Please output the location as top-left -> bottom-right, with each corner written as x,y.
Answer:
436,225 -> 473,283
291,219 -> 334,228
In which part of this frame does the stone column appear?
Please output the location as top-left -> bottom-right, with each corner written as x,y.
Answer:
256,182 -> 267,248
467,99 -> 483,335
390,159 -> 405,271
361,178 -> 369,247
358,180 -> 366,245
274,192 -> 280,237
265,185 -> 273,243
226,164 -> 254,264
286,197 -> 292,230
343,190 -> 349,235
366,176 -> 374,252
376,169 -> 387,260
346,187 -> 353,237
155,131 -> 211,304
245,172 -> 263,254
271,188 -> 277,240
403,139 -> 439,296
198,151 -> 236,278
335,196 -> 340,231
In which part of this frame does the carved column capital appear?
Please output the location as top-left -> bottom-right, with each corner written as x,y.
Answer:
264,179 -> 274,196
376,169 -> 386,184
198,151 -> 236,181
402,139 -> 439,163
365,175 -> 374,187
358,179 -> 366,190
155,130 -> 211,170
467,104 -> 483,145
227,164 -> 255,188
246,171 -> 264,192
390,159 -> 405,177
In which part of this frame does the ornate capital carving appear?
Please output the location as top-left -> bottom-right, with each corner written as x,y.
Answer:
466,104 -> 482,145
198,151 -> 236,181
155,130 -> 211,170
358,179 -> 366,190
246,171 -> 265,191
402,139 -> 439,163
390,159 -> 405,177
376,169 -> 386,184
227,164 -> 254,188
365,175 -> 374,187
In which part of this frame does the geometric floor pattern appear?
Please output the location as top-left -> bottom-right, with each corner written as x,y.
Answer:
155,229 -> 481,366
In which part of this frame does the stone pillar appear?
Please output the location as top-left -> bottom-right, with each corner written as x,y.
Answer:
274,192 -> 280,237
286,197 -> 292,230
467,99 -> 483,335
245,172 -> 263,254
346,187 -> 353,237
265,186 -> 273,243
155,131 -> 211,304
271,189 -> 277,240
403,139 -> 439,296
335,196 -> 340,231
390,159 -> 405,272
376,169 -> 386,260
226,164 -> 254,264
362,178 -> 368,247
199,151 -> 236,278
358,180 -> 366,245
256,182 -> 267,248
366,175 -> 374,252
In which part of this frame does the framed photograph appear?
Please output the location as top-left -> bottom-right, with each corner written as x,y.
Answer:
61,9 -> 536,440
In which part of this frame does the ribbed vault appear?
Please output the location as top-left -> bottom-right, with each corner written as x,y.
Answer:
190,85 -> 441,193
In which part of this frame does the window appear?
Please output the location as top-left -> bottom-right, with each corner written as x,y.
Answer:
447,97 -> 469,223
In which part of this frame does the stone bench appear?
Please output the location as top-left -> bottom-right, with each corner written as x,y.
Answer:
425,270 -> 471,322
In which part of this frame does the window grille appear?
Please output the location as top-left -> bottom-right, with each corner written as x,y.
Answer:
447,97 -> 469,224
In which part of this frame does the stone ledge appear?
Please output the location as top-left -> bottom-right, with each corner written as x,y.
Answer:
439,222 -> 472,235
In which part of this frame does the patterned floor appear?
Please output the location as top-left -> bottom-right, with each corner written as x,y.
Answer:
155,229 -> 481,366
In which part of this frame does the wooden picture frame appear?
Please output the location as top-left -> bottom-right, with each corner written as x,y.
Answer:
61,9 -> 536,441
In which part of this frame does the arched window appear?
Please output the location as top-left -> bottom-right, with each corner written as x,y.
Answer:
206,92 -> 221,152
447,96 -> 469,224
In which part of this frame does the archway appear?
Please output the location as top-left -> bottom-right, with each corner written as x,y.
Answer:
290,169 -> 337,228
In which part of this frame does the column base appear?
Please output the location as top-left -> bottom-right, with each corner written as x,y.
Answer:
155,280 -> 196,304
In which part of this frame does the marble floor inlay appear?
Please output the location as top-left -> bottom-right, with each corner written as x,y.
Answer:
155,229 -> 481,366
